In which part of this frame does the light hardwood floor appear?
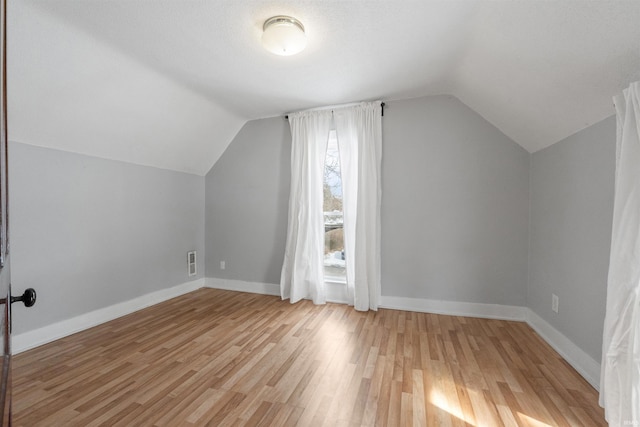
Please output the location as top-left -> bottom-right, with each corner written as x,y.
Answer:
12,288 -> 606,426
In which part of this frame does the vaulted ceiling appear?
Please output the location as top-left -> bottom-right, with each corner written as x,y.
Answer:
8,1 -> 640,175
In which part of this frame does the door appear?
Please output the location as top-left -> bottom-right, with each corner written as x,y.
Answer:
0,2 -> 37,424
0,0 -> 11,422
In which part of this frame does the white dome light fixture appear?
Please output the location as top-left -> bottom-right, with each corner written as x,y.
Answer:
262,16 -> 306,56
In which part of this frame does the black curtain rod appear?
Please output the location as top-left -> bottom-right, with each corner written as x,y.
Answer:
285,102 -> 385,120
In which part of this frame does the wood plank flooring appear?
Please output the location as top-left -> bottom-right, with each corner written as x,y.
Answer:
12,288 -> 606,426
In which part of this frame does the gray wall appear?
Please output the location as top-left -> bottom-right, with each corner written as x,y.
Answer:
10,94 -> 616,367
529,116 -> 615,362
204,117 -> 291,283
381,96 -> 530,304
205,95 -> 531,306
10,142 -> 205,334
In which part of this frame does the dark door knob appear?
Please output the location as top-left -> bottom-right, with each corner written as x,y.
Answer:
11,288 -> 36,307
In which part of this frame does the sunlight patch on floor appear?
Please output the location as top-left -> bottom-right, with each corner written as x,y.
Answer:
518,412 -> 553,426
430,388 -> 476,426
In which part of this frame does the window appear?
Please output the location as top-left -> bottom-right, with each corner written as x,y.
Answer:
323,130 -> 345,282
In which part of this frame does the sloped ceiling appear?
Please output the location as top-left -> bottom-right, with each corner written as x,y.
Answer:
8,0 -> 640,175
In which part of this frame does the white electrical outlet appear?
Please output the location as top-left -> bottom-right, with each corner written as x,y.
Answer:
220,261 -> 226,270
552,294 -> 559,313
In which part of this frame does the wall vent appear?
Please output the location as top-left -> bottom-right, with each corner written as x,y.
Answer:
187,251 -> 197,277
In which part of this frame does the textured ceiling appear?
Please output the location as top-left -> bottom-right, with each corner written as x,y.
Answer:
8,0 -> 640,175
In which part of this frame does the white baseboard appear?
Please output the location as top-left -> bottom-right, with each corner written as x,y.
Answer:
380,295 -> 528,321
525,309 -> 601,390
12,278 -> 205,354
205,277 -> 280,296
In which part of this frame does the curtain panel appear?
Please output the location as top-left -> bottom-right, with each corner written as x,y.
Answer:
600,81 -> 640,425
334,102 -> 382,311
280,110 -> 333,305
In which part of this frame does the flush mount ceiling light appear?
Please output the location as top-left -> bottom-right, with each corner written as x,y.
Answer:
262,15 -> 306,56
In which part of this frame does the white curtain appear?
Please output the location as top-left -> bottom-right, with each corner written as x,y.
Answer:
600,81 -> 640,425
280,110 -> 333,304
335,102 -> 382,311
280,101 -> 382,311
